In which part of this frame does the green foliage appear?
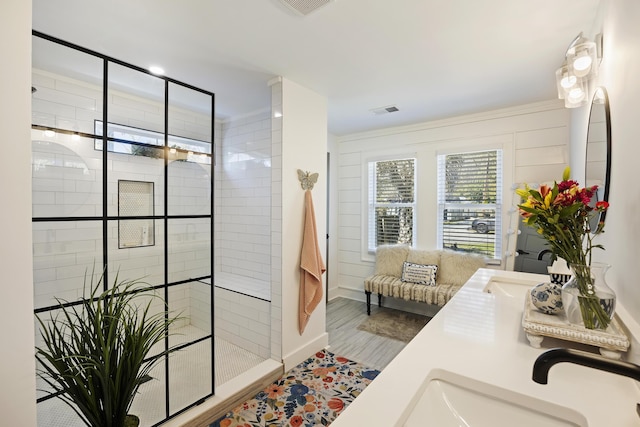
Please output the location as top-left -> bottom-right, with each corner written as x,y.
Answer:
130,144 -> 163,159
35,271 -> 179,427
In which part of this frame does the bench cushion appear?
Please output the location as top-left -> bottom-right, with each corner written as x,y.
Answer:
438,251 -> 487,286
374,245 -> 410,277
364,274 -> 460,307
406,249 -> 441,266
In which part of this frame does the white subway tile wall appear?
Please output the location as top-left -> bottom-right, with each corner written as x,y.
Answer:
214,287 -> 271,359
213,109 -> 273,357
215,110 -> 272,285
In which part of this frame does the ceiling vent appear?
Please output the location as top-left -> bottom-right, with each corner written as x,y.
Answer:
279,0 -> 333,16
370,105 -> 400,115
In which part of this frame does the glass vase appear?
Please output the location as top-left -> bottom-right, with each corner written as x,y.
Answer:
561,263 -> 616,330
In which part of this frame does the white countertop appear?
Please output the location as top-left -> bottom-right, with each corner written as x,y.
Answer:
332,269 -> 640,426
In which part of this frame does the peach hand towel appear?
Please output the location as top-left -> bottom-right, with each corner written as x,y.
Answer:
299,189 -> 325,334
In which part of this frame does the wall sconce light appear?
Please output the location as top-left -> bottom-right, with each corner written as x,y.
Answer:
555,32 -> 600,108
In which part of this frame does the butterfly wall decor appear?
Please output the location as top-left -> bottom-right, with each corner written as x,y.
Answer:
297,169 -> 319,190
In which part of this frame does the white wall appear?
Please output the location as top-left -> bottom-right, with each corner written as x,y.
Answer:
0,0 -> 37,425
277,78 -> 328,370
333,101 -> 572,310
582,0 -> 640,331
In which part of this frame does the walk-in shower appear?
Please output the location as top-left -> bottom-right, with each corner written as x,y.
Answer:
31,32 -> 271,427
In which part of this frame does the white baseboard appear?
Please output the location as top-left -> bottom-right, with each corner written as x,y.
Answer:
282,332 -> 329,371
328,286 -> 364,302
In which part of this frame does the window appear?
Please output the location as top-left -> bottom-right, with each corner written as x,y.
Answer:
367,158 -> 416,252
94,121 -> 212,164
437,150 -> 502,259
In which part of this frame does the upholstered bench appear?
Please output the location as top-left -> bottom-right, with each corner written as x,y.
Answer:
364,245 -> 487,315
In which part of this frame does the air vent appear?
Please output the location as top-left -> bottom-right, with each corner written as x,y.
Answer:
370,105 -> 400,115
279,0 -> 333,16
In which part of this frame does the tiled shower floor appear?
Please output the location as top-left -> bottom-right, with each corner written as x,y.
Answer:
37,326 -> 266,427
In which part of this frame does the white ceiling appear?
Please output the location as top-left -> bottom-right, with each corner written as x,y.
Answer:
31,0 -> 601,136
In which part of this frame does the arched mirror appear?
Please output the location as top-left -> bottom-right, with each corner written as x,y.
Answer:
585,86 -> 612,230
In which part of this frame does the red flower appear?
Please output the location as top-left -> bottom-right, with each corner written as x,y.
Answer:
595,201 -> 610,211
558,179 -> 579,192
315,351 -> 325,358
578,188 -> 592,205
328,398 -> 344,411
290,415 -> 304,427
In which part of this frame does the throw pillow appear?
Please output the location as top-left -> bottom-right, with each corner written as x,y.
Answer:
401,262 -> 438,286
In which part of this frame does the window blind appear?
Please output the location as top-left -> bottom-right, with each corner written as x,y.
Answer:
437,150 -> 502,259
368,158 -> 415,251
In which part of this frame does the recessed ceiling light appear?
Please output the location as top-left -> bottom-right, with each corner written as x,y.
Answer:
149,66 -> 165,75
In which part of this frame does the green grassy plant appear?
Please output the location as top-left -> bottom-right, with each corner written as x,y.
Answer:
36,271 -> 179,427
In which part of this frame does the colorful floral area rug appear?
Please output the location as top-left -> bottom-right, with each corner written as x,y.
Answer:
211,350 -> 380,427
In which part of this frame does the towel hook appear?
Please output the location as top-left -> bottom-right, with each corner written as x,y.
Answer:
297,169 -> 319,191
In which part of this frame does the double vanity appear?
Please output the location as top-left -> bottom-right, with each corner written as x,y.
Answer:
331,269 -> 640,426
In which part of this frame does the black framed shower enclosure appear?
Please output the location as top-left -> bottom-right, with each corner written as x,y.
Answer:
31,30 -> 215,426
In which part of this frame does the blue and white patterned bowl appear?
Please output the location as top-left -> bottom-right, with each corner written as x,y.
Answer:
530,282 -> 563,315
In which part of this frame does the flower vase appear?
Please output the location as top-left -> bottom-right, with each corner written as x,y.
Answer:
561,263 -> 616,330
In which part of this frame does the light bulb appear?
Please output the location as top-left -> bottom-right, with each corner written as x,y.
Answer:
572,51 -> 592,77
560,73 -> 576,89
568,87 -> 585,102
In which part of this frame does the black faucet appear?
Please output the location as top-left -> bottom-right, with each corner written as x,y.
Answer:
533,347 -> 640,384
537,249 -> 552,261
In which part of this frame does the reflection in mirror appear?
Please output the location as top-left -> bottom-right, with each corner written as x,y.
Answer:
585,86 -> 611,230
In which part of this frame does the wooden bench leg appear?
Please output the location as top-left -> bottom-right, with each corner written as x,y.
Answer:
365,291 -> 371,315
378,293 -> 382,307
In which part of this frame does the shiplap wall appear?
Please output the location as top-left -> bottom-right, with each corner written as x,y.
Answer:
330,100 -> 571,310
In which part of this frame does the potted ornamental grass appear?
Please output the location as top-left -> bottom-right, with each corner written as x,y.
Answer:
35,270 -> 179,427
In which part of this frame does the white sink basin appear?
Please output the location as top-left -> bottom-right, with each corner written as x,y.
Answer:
402,369 -> 587,427
483,276 -> 541,298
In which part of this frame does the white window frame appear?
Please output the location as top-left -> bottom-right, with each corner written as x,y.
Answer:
364,156 -> 417,255
436,149 -> 503,261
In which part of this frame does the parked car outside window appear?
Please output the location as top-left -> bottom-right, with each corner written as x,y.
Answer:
471,218 -> 495,234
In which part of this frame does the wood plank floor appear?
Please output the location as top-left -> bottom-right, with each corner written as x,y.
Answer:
326,298 -> 410,371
